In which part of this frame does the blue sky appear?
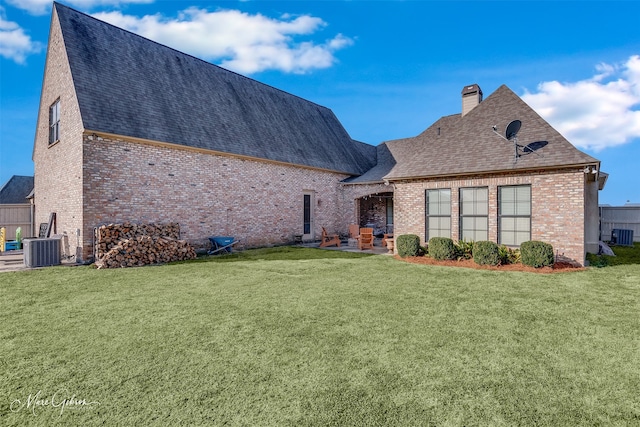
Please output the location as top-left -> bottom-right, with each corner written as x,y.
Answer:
1,1 -> 639,205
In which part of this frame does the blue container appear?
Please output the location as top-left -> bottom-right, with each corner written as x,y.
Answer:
4,241 -> 21,251
208,236 -> 236,254
211,236 -> 235,246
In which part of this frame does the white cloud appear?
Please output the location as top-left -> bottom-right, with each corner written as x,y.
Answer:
93,8 -> 353,74
0,11 -> 42,63
522,55 -> 640,152
7,0 -> 153,16
5,0 -> 51,15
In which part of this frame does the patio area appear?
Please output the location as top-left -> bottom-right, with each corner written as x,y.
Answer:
299,237 -> 394,255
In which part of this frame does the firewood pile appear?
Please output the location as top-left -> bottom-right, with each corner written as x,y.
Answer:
95,222 -> 196,268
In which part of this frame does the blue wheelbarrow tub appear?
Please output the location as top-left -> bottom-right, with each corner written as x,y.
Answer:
208,236 -> 237,254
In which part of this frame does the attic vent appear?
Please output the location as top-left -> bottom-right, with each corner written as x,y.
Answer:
462,84 -> 482,117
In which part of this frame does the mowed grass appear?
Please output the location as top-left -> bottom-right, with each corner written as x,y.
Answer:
589,242 -> 640,266
1,247 -> 639,426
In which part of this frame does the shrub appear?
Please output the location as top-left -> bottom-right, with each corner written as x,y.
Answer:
455,239 -> 474,260
520,241 -> 554,268
473,241 -> 500,266
498,245 -> 521,265
586,253 -> 609,268
428,237 -> 456,260
396,234 -> 421,257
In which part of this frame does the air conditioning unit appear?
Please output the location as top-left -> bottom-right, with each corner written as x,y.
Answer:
611,229 -> 634,247
23,238 -> 61,268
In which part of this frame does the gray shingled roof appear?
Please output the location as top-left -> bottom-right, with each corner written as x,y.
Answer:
0,175 -> 34,204
342,143 -> 396,184
382,85 -> 599,180
54,3 -> 375,175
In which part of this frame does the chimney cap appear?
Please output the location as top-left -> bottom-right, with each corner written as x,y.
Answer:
462,84 -> 482,96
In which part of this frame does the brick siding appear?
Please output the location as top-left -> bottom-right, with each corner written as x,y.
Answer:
81,134 -> 353,261
391,169 -> 588,265
32,12 -> 85,260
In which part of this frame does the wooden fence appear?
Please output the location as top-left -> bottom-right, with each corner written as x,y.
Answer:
0,204 -> 33,244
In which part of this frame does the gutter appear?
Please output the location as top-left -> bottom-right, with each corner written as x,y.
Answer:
381,162 -> 601,183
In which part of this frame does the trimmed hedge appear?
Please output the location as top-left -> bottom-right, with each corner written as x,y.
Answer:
428,237 -> 456,260
520,240 -> 554,268
473,241 -> 500,266
396,234 -> 421,257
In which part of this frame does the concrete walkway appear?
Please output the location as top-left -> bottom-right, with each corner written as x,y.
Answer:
0,250 -> 80,273
0,250 -> 28,273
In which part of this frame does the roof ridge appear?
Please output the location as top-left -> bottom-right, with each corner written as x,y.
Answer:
53,2 -> 334,112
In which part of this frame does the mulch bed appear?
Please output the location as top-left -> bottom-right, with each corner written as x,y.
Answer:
397,256 -> 586,274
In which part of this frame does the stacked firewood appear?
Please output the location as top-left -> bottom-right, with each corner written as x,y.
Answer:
95,222 -> 196,269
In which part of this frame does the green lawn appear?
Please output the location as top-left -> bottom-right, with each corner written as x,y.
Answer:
1,247 -> 639,426
588,242 -> 640,266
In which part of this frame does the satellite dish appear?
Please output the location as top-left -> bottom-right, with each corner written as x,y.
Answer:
505,120 -> 521,140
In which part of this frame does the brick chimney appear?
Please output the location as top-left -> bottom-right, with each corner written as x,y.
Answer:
461,84 -> 482,117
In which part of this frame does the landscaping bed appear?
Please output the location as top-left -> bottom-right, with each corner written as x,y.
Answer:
398,255 -> 586,273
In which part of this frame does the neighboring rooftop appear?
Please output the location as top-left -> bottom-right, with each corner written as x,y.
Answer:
54,2 -> 376,175
0,176 -> 34,204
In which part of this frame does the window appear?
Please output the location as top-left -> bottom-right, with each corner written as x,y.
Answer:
303,194 -> 311,235
426,189 -> 451,239
49,99 -> 60,144
499,185 -> 531,246
386,197 -> 394,233
459,187 -> 488,241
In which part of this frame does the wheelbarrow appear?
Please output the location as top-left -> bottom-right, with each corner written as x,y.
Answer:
208,236 -> 238,255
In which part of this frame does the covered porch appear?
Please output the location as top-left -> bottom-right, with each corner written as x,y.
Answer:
353,191 -> 394,237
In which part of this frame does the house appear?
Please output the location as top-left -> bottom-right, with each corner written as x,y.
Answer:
33,3 -> 604,265
345,84 -> 606,264
0,175 -> 34,242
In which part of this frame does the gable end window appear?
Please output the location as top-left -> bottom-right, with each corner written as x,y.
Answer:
426,189 -> 451,240
459,187 -> 488,241
49,99 -> 60,144
499,185 -> 531,246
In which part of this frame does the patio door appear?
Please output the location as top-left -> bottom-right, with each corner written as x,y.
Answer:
303,192 -> 314,241
386,197 -> 394,233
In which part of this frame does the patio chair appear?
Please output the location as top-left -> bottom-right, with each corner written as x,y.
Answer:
349,224 -> 360,239
319,227 -> 341,248
358,227 -> 374,250
347,223 -> 360,247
